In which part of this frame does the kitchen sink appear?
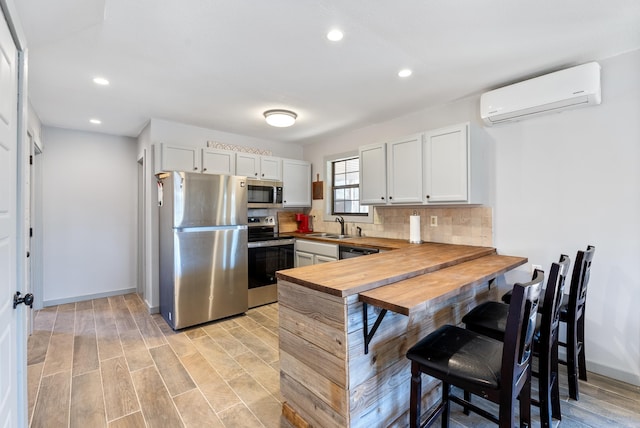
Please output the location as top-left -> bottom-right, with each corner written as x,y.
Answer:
308,233 -> 353,239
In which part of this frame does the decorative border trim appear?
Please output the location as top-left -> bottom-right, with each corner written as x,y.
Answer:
207,141 -> 272,156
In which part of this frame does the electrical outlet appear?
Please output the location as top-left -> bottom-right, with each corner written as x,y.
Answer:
430,216 -> 438,227
532,264 -> 542,273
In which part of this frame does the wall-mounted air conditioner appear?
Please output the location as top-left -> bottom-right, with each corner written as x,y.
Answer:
480,62 -> 601,126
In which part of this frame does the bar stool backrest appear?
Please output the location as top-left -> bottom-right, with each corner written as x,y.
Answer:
543,255 -> 571,344
502,269 -> 544,391
570,246 -> 595,319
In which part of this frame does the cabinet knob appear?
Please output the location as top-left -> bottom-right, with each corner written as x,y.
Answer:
381,196 -> 385,200
261,173 -> 265,177
203,168 -> 207,172
389,196 -> 393,200
254,173 -> 258,176
426,195 -> 430,199
194,167 -> 198,170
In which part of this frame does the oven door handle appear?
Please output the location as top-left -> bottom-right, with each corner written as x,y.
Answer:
248,239 -> 296,249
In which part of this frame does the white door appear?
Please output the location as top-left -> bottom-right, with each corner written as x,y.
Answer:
0,8 -> 23,427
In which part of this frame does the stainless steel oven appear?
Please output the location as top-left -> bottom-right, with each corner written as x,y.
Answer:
247,216 -> 294,308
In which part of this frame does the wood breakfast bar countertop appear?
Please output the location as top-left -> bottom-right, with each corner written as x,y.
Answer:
276,240 -> 527,428
276,241 -> 497,297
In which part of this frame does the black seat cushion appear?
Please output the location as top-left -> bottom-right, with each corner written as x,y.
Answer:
406,325 -> 503,390
462,301 -> 542,341
461,302 -> 510,341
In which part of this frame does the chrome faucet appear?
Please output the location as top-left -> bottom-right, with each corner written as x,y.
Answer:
335,216 -> 345,235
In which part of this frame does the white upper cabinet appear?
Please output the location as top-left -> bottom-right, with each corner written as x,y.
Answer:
158,143 -> 201,173
422,122 -> 488,204
201,148 -> 236,175
236,153 -> 282,180
360,134 -> 423,205
282,159 -> 311,207
359,143 -> 387,204
386,134 -> 423,204
359,122 -> 489,206
235,153 -> 261,178
156,144 -> 237,175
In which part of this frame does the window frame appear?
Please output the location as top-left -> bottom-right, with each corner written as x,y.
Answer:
322,151 -> 373,224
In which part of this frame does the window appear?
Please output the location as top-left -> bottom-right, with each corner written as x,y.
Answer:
331,156 -> 368,216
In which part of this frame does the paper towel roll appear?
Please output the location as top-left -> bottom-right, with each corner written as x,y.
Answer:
409,215 -> 422,243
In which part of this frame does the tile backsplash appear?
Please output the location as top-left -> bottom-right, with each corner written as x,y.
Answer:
309,203 -> 493,247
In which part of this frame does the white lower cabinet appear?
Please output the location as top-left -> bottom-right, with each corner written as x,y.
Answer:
294,240 -> 338,267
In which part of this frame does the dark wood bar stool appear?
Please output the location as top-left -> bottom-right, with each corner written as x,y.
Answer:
406,271 -> 544,428
557,245 -> 595,400
461,255 -> 570,428
502,245 -> 595,400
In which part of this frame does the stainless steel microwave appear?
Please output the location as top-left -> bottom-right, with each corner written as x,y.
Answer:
247,179 -> 283,208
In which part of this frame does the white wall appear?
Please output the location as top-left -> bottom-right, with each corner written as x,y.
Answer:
42,127 -> 138,305
489,49 -> 640,385
303,49 -> 640,386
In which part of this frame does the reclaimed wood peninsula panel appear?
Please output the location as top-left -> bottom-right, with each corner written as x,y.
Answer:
277,242 -> 526,427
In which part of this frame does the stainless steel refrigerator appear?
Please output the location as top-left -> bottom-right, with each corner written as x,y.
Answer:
159,172 -> 248,329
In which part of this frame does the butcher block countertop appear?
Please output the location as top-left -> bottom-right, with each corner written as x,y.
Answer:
359,254 -> 527,315
276,241 -> 498,297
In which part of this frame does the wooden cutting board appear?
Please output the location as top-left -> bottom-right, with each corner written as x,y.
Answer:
312,173 -> 323,200
277,212 -> 298,233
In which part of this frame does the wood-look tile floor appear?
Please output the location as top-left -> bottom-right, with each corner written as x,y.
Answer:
28,293 -> 640,427
28,294 -> 292,428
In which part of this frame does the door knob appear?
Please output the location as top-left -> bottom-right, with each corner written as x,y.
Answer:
13,291 -> 34,309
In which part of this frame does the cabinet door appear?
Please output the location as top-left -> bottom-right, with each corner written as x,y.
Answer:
202,148 -> 235,175
315,255 -> 337,264
236,153 -> 260,178
160,143 -> 200,173
423,124 -> 469,203
387,134 -> 423,204
359,143 -> 387,204
282,159 -> 311,207
260,156 -> 282,180
295,251 -> 314,267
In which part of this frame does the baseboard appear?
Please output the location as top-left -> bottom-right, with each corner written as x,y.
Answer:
587,360 -> 640,387
43,287 -> 137,307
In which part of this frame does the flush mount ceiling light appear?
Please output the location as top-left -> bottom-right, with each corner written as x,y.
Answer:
398,69 -> 413,78
327,29 -> 344,42
89,118 -> 102,124
93,77 -> 109,86
264,109 -> 297,127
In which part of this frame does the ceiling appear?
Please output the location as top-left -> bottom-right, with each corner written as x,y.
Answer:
14,0 -> 640,144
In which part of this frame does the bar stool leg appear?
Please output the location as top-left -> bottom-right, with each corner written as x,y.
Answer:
577,312 -> 587,381
567,320 -> 580,400
551,340 -> 562,420
517,374 -> 532,428
539,347 -> 552,428
441,382 -> 450,428
410,363 -> 422,428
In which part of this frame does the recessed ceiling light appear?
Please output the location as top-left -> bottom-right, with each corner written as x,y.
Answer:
327,29 -> 344,42
90,119 -> 102,125
93,77 -> 109,86
264,109 -> 297,127
398,69 -> 413,78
